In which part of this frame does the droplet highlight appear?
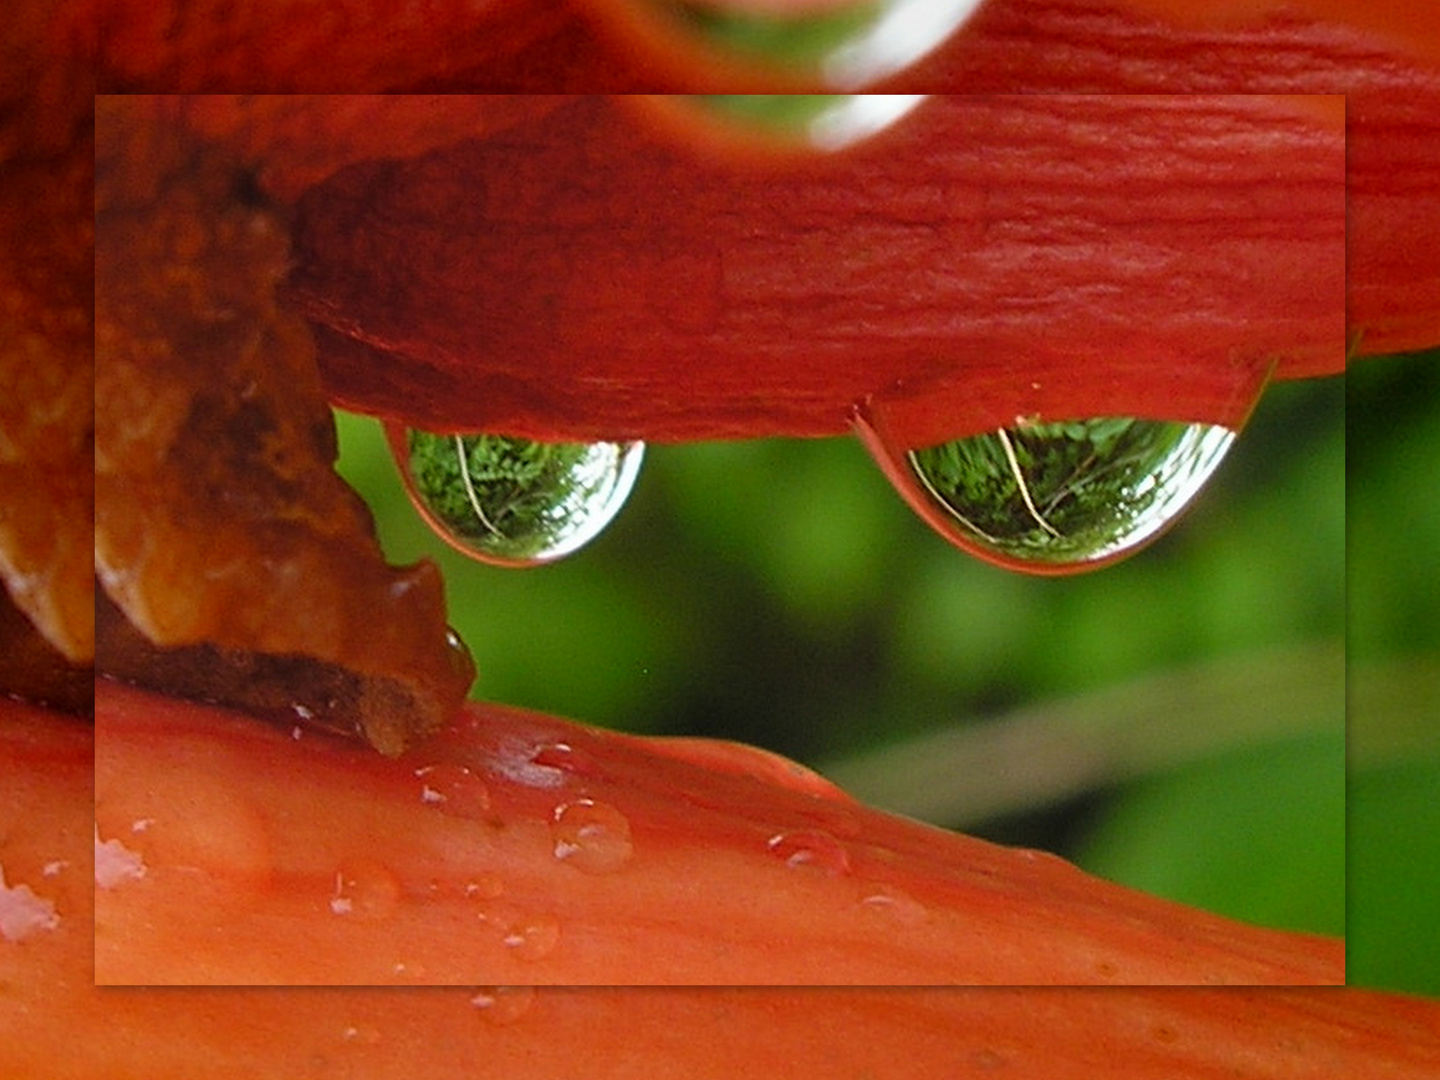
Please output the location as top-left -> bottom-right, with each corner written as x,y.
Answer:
0,866 -> 59,941
766,829 -> 851,876
329,860 -> 401,920
676,94 -> 928,152
625,2 -> 981,90
414,763 -> 491,818
531,741 -> 607,781
500,913 -> 562,962
470,985 -> 537,1025
857,415 -> 1237,572
551,799 -> 634,875
859,887 -> 927,926
93,826 -> 146,889
390,424 -> 643,567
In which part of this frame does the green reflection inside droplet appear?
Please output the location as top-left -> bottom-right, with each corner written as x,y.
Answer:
697,94 -> 849,136
904,418 -> 1236,569
652,1 -> 979,88
404,430 -> 644,566
691,94 -> 927,150
670,3 -> 879,69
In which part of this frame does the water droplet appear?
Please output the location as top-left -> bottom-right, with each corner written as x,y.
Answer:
93,826 -> 146,889
388,424 -> 643,567
972,1048 -> 1006,1070
551,799 -> 634,874
500,913 -> 562,961
0,867 -> 60,941
651,737 -> 852,803
531,741 -> 606,781
464,874 -> 505,901
329,860 -> 401,920
470,985 -> 537,1025
859,887 -> 927,926
619,3 -> 980,90
668,94 -> 928,152
414,763 -> 491,818
856,414 -> 1238,572
766,829 -> 851,876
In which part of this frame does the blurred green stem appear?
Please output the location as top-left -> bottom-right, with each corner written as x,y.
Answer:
819,640 -> 1347,828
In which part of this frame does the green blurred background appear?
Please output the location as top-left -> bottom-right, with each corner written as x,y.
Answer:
335,347 -> 1438,995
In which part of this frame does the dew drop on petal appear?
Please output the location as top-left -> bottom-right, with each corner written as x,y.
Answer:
501,914 -> 562,962
94,826 -> 146,890
625,2 -> 981,90
856,414 -> 1238,573
470,985 -> 537,1025
414,763 -> 491,818
530,741 -> 607,781
0,866 -> 59,941
766,829 -> 851,876
551,799 -> 634,875
389,424 -> 643,567
341,1024 -> 382,1046
329,860 -> 401,920
972,1049 -> 1006,1070
464,874 -> 505,901
859,887 -> 927,926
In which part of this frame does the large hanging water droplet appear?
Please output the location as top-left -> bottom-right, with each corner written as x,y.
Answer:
389,425 -> 644,567
619,2 -> 980,90
670,94 -> 928,152
856,415 -> 1238,573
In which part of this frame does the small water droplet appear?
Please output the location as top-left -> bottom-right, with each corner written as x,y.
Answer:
766,829 -> 851,876
859,887 -> 927,926
93,826 -> 146,889
464,874 -> 505,901
329,860 -> 401,920
470,985 -> 537,1025
551,799 -> 634,875
531,741 -> 606,780
501,913 -> 562,961
414,763 -> 491,818
620,3 -> 979,90
972,1048 -> 1006,1070
0,867 -> 60,941
856,413 -> 1238,572
389,424 -> 643,567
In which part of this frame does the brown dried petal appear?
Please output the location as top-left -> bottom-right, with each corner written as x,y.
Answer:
94,98 -> 474,754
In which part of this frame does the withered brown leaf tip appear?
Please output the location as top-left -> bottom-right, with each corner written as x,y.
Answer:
94,99 -> 474,755
0,72 -> 94,713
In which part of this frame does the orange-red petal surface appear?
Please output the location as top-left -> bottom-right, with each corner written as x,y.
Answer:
8,697 -> 1439,1079
95,680 -> 1342,985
